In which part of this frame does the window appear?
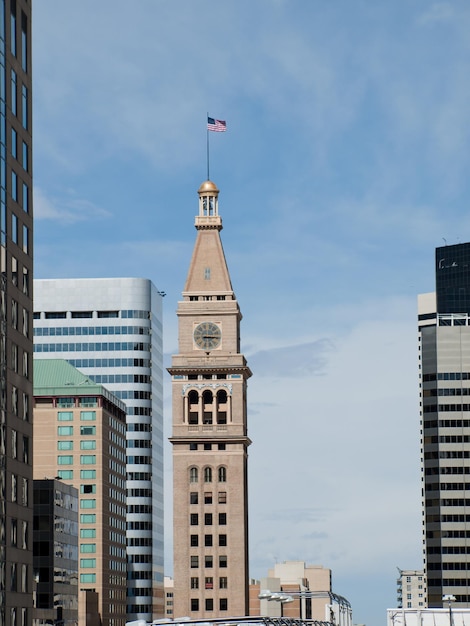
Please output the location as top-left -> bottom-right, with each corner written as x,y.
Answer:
218,443 -> 226,450
189,467 -> 198,483
80,544 -> 96,553
218,466 -> 226,482
57,441 -> 73,450
80,426 -> 95,435
80,559 -> 96,568
204,467 -> 212,483
190,514 -> 198,526
21,12 -> 27,72
218,491 -> 227,504
21,84 -> 27,129
11,171 -> 17,201
80,529 -> 96,538
219,598 -> 228,611
205,576 -> 213,589
80,411 -> 96,421
190,556 -> 198,568
80,514 -> 96,524
58,426 -> 73,436
80,470 -> 96,479
11,70 -> 17,116
80,455 -> 96,465
204,492 -> 212,504
205,599 -> 213,611
204,443 -> 212,450
58,455 -> 73,465
22,142 -> 27,171
219,576 -> 228,589
219,534 -> 227,546
80,485 -> 95,494
190,577 -> 199,589
22,183 -> 28,213
204,534 -> 213,547
80,440 -> 96,450
205,555 -> 213,568
204,513 -> 213,525
22,224 -> 28,253
80,573 -> 96,583
219,555 -> 227,568
58,470 -> 73,479
190,492 -> 198,504
190,599 -> 199,611
58,412 -> 73,421
190,535 -> 198,547
11,128 -> 17,158
80,499 -> 96,509
11,213 -> 17,243
189,443 -> 198,450
219,513 -> 227,525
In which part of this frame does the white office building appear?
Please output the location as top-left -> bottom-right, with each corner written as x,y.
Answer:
33,278 -> 164,621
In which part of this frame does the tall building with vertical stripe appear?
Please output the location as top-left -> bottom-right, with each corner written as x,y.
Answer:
0,1 -> 33,625
170,180 -> 251,617
33,278 -> 164,621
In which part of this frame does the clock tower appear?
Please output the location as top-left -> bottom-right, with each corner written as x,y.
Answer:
169,180 -> 252,618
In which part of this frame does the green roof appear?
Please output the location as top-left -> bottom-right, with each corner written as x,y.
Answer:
33,359 -> 125,411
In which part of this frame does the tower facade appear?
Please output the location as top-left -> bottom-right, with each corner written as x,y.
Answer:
420,242 -> 470,607
1,1 -> 34,626
170,180 -> 251,618
33,278 -> 164,621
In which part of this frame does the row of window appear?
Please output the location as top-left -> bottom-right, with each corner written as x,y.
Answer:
34,324 -> 150,336
190,466 -> 226,483
425,451 -> 470,459
423,373 -> 470,381
58,411 -> 96,421
190,598 -> 228,612
423,404 -> 470,413
34,309 -> 151,320
190,555 -> 227,568
190,443 -> 226,451
427,498 -> 470,507
58,440 -> 97,450
190,513 -> 226,525
427,546 -> 470,554
190,491 -> 226,505
190,534 -> 226,547
58,425 -> 95,435
68,358 -> 151,369
424,388 -> 470,397
11,254 -> 30,294
10,341 -> 29,378
35,341 -> 150,353
424,419 -> 470,428
10,297 -> 29,335
58,455 -> 98,465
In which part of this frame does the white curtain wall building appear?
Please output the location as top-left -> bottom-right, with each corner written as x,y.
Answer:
33,277 -> 164,621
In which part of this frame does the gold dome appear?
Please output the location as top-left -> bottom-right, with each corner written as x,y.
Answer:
198,180 -> 219,194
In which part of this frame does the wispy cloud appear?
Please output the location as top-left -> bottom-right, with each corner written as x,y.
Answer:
34,187 -> 111,223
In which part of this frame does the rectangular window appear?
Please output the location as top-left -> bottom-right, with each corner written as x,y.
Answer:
20,12 -> 27,72
219,598 -> 228,611
190,534 -> 198,547
80,514 -> 96,524
80,411 -> 96,421
80,426 -> 96,435
219,576 -> 228,589
80,485 -> 96,494
10,2 -> 16,56
11,171 -> 17,201
190,556 -> 198,568
22,182 -> 28,213
205,599 -> 213,611
204,513 -> 213,525
57,455 -> 73,465
58,411 -> 73,421
190,599 -> 199,612
190,492 -> 198,505
80,440 -> 96,450
21,84 -> 27,129
219,534 -> 227,546
21,141 -> 27,171
11,70 -> 17,115
80,544 -> 96,553
219,555 -> 227,568
219,513 -> 227,525
205,577 -> 213,590
11,128 -> 17,158
205,556 -> 213,568
190,577 -> 199,589
80,470 -> 96,479
57,426 -> 73,436
58,470 -> 73,480
57,441 -> 73,451
190,514 -> 198,526
204,534 -> 213,547
80,529 -> 96,538
80,455 -> 96,465
22,225 -> 28,253
80,573 -> 96,583
80,559 -> 96,568
80,499 -> 96,509
11,213 -> 17,242
57,398 -> 74,408
204,492 -> 212,504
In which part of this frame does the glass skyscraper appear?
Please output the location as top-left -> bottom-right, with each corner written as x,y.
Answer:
33,278 -> 164,621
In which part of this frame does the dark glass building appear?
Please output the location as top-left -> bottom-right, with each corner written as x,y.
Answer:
0,1 -> 34,626
33,480 -> 78,626
436,242 -> 470,314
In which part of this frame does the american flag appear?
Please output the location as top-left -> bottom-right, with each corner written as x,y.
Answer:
207,117 -> 227,132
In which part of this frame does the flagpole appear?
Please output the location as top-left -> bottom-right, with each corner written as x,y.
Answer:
206,112 -> 210,180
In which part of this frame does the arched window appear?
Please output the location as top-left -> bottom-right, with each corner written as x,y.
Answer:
217,390 -> 228,424
188,390 -> 199,425
204,467 -> 212,483
218,466 -> 226,483
202,390 -> 213,424
189,467 -> 198,483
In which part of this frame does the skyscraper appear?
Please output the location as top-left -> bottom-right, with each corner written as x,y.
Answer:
33,278 -> 164,620
420,242 -> 470,607
1,1 -> 33,625
170,180 -> 251,617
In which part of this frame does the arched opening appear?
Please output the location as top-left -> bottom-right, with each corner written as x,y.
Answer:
218,466 -> 226,483
204,467 -> 212,483
216,389 -> 228,424
189,467 -> 198,483
188,390 -> 199,425
202,390 -> 213,424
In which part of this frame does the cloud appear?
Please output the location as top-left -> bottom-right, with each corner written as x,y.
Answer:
34,187 -> 111,223
248,339 -> 335,378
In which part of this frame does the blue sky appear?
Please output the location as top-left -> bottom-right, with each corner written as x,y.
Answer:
33,1 -> 470,624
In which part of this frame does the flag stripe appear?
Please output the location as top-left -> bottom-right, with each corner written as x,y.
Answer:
207,117 -> 227,132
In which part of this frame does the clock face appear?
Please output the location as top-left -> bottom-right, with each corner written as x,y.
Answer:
193,322 -> 221,350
